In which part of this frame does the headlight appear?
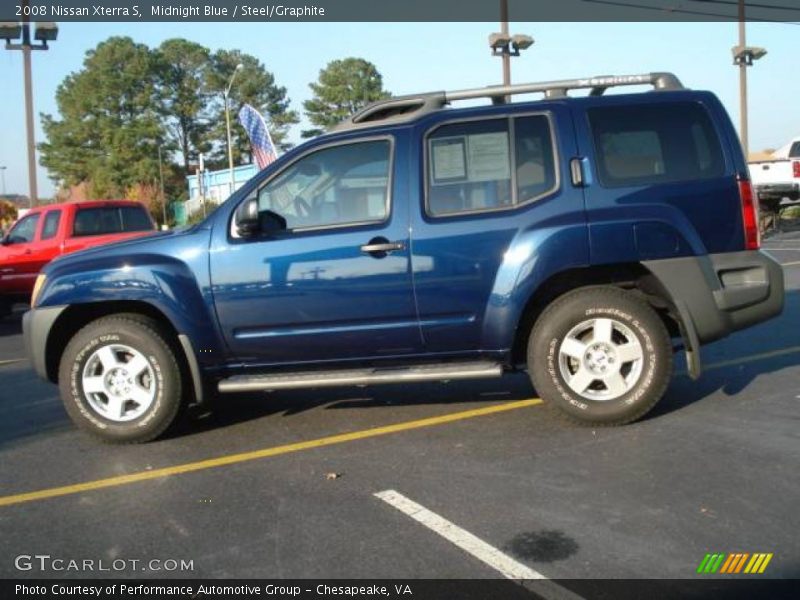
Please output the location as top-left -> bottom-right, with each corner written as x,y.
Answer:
31,274 -> 46,307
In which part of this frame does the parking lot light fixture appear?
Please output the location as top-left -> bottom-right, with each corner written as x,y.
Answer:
224,63 -> 244,195
2,2 -> 58,208
0,22 -> 22,41
490,0 -> 533,89
731,0 -> 766,158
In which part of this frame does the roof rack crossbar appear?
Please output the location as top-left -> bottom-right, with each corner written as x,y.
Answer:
336,72 -> 683,132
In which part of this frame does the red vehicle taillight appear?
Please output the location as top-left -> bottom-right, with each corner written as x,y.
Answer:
738,177 -> 760,250
793,161 -> 800,179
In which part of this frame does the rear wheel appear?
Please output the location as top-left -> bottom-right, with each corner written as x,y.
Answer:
59,315 -> 182,443
528,286 -> 672,425
0,301 -> 10,319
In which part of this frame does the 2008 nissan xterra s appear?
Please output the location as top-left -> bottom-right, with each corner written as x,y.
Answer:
23,72 -> 784,443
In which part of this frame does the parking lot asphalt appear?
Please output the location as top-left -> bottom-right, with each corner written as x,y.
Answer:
0,233 -> 798,586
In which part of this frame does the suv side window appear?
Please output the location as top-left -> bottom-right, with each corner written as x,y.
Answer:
7,213 -> 40,244
588,102 -> 725,187
41,210 -> 62,240
427,115 -> 557,216
257,139 -> 391,230
789,141 -> 800,159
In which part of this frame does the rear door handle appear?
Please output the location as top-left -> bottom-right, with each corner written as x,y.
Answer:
360,241 -> 405,254
570,158 -> 584,187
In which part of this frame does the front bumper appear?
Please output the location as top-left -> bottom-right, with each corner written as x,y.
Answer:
23,305 -> 67,382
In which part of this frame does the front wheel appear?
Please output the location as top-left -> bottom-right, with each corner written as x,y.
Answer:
59,315 -> 182,443
528,286 -> 673,425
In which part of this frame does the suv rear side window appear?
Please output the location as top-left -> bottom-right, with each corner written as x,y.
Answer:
73,206 -> 153,237
588,102 -> 725,187
427,115 -> 557,216
41,210 -> 62,240
789,141 -> 800,158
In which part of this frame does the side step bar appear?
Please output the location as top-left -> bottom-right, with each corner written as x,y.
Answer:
218,361 -> 503,393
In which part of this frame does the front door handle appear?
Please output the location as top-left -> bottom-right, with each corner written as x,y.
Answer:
360,238 -> 405,255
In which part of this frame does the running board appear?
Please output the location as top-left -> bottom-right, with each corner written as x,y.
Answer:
218,361 -> 503,393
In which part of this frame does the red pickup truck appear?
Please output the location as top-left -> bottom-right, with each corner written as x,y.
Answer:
0,200 -> 155,317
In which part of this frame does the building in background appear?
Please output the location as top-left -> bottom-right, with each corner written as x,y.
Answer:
186,164 -> 257,215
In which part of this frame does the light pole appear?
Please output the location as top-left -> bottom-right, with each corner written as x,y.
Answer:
157,145 -> 167,228
0,166 -> 6,196
731,0 -> 766,158
224,63 -> 243,195
1,5 -> 58,208
489,0 -> 533,88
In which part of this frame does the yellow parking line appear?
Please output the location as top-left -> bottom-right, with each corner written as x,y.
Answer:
0,398 -> 542,508
781,260 -> 800,267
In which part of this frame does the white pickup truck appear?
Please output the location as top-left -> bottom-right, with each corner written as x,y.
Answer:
748,136 -> 800,214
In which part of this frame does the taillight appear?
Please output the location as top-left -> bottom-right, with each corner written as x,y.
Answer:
793,161 -> 800,179
738,177 -> 760,250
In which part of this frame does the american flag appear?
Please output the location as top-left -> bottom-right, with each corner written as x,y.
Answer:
238,103 -> 278,170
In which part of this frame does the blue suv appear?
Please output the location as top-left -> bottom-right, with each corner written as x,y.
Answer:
23,72 -> 784,442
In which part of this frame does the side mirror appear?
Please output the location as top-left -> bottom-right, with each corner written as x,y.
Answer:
235,198 -> 261,237
235,199 -> 287,238
259,209 -> 287,234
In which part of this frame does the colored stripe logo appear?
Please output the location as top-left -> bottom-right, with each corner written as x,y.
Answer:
697,553 -> 773,574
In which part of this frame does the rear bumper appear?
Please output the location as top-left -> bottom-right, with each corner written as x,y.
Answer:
755,183 -> 799,201
643,250 -> 784,345
22,305 -> 67,382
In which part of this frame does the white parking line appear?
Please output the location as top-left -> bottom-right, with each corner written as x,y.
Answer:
0,359 -> 24,367
374,489 -> 584,600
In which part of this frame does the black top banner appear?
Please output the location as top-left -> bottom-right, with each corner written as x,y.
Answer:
1,0 -> 800,23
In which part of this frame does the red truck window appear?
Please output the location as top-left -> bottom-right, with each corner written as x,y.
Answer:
41,210 -> 62,240
72,206 -> 153,237
6,213 -> 40,244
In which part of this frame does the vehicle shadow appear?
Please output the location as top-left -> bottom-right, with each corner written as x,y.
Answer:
647,287 -> 800,419
0,307 -> 24,338
168,373 -> 536,440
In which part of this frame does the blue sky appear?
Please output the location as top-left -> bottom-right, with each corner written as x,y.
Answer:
0,21 -> 798,198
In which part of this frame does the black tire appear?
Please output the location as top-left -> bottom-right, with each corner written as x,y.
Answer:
0,301 -> 10,319
58,315 -> 182,443
528,286 -> 672,425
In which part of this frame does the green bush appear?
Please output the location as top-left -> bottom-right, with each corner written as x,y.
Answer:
780,205 -> 800,219
187,201 -> 219,225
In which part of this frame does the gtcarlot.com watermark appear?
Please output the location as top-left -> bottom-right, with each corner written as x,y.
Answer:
14,554 -> 194,573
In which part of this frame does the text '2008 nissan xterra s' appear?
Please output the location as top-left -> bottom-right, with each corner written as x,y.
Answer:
24,72 -> 784,443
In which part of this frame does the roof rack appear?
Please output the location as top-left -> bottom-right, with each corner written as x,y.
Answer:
335,72 -> 684,132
